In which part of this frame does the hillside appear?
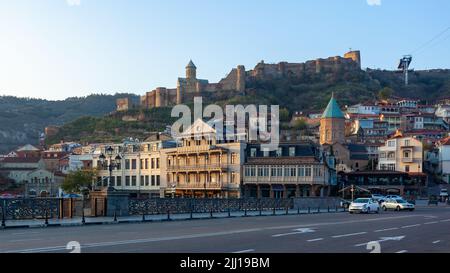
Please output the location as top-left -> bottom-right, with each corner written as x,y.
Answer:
44,68 -> 450,146
0,94 -> 140,153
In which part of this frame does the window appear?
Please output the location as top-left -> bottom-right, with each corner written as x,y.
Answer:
250,148 -> 257,157
140,176 -> 145,186
151,175 -> 155,186
404,139 -> 410,146
116,176 -> 122,186
305,166 -> 312,177
131,176 -> 137,186
125,159 -> 130,170
156,158 -> 160,169
405,165 -> 410,172
125,176 -> 130,186
156,175 -> 160,186
404,151 -> 410,158
388,141 -> 396,147
145,175 -> 149,186
145,159 -> 148,169
298,166 -> 305,177
263,149 -> 269,157
151,158 -> 155,169
313,166 -> 322,177
110,176 -> 115,187
231,153 -> 238,164
276,148 -> 282,157
289,147 -> 295,157
131,159 -> 137,169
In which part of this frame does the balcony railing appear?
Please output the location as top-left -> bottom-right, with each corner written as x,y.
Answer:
175,182 -> 224,189
243,176 -> 327,185
167,164 -> 228,172
175,145 -> 224,154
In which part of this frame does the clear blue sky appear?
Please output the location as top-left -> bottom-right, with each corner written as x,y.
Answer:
0,0 -> 449,100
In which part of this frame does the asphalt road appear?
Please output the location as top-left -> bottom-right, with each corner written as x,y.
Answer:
1,206 -> 450,253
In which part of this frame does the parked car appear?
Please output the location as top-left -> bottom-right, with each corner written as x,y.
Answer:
440,189 -> 449,202
384,195 -> 403,200
340,199 -> 352,209
349,198 -> 380,214
382,198 -> 415,211
371,194 -> 386,204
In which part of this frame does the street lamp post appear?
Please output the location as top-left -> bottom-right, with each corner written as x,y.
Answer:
171,183 -> 176,199
99,146 -> 122,192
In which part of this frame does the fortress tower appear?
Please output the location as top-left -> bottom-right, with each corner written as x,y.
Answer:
186,60 -> 197,79
236,65 -> 246,92
344,50 -> 361,69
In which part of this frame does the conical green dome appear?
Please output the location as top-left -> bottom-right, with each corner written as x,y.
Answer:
322,94 -> 344,119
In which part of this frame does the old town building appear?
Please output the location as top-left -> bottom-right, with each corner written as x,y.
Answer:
319,94 -> 346,145
161,119 -> 246,198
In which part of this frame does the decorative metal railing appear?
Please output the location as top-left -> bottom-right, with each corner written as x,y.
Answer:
128,198 -> 294,215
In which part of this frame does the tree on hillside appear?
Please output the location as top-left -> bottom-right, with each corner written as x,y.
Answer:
279,108 -> 290,122
293,118 -> 308,130
61,169 -> 97,194
378,87 -> 394,100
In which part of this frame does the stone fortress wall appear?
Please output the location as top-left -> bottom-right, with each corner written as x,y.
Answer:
117,50 -> 361,111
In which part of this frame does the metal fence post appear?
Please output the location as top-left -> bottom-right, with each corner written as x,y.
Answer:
210,207 -> 213,218
285,206 -> 289,215
190,204 -> 193,220
167,209 -> 171,221
82,206 -> 86,225
259,202 -> 262,216
142,212 -> 146,222
335,206 -> 338,212
328,206 -> 330,213
273,207 -> 276,215
45,210 -> 49,225
113,211 -> 117,222
317,207 -> 320,213
297,207 -> 300,215
1,201 -> 5,228
308,207 -> 310,214
244,207 -> 247,217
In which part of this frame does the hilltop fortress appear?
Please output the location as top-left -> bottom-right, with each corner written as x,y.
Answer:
117,50 -> 361,110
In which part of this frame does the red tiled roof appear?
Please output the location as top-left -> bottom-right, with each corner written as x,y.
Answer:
439,136 -> 450,145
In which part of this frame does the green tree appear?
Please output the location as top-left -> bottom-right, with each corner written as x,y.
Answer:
62,169 -> 97,194
378,87 -> 394,100
293,118 -> 308,130
279,108 -> 290,122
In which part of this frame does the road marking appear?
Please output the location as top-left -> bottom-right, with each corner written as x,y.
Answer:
396,250 -> 408,253
12,232 -> 41,236
401,224 -> 421,229
440,219 -> 450,222
307,238 -> 324,242
424,221 -> 439,225
272,228 -> 315,238
433,240 -> 441,244
355,236 -> 405,247
332,232 -> 367,238
232,249 -> 255,253
374,227 -> 399,233
8,238 -> 42,243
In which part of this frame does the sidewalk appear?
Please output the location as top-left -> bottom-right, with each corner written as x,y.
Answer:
1,208 -> 345,229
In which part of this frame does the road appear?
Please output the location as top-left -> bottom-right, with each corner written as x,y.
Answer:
1,206 -> 450,253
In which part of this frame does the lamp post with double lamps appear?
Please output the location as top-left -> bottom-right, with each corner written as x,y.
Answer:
99,146 -> 122,191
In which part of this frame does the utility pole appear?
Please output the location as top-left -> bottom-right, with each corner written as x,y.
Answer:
398,55 -> 412,86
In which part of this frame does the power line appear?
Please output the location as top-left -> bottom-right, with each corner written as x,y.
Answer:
415,30 -> 450,56
410,26 -> 450,55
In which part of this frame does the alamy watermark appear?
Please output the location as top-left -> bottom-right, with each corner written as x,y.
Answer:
171,97 -> 280,151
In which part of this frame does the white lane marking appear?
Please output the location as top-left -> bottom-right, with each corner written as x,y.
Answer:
332,232 -> 367,238
433,240 -> 441,244
11,232 -> 41,236
307,238 -> 324,242
424,221 -> 439,225
396,250 -> 408,253
3,214 -> 426,253
272,228 -> 315,237
8,238 -> 42,243
232,249 -> 255,253
401,224 -> 421,229
440,219 -> 450,222
355,236 -> 405,247
374,227 -> 399,233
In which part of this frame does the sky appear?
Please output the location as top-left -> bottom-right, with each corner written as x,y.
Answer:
0,0 -> 449,100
